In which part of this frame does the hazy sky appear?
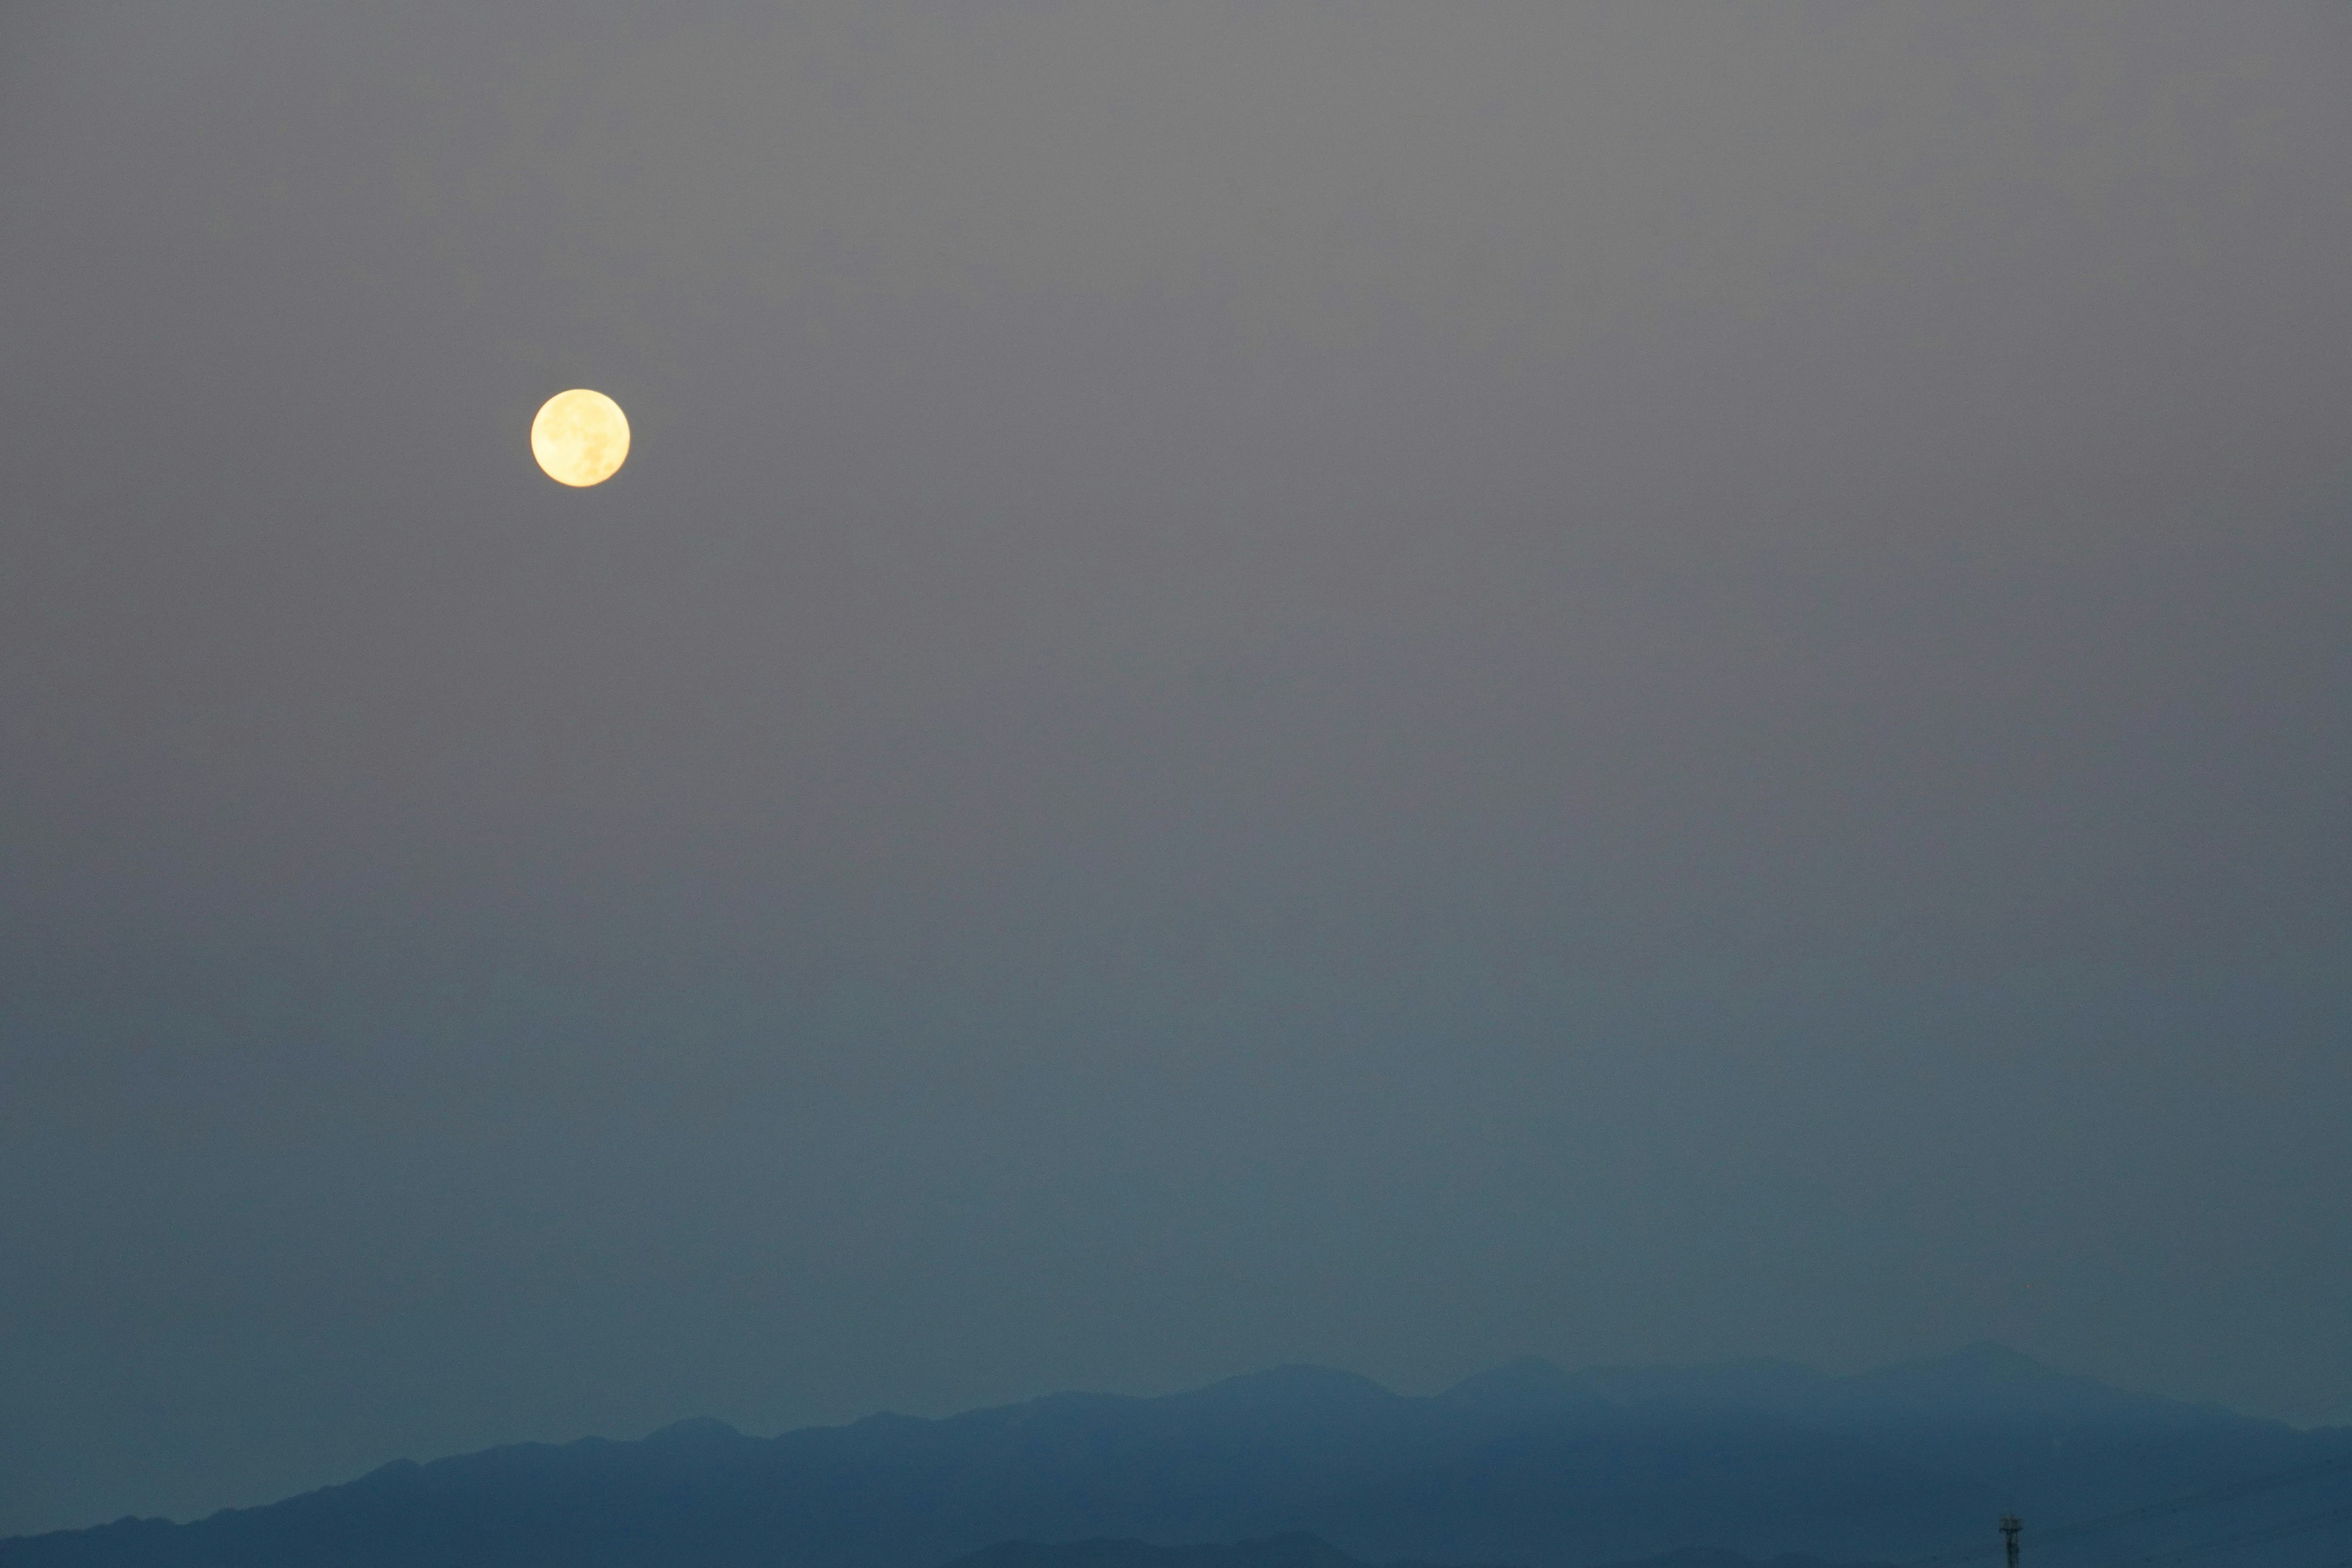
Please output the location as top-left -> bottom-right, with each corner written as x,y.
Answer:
4,0 -> 2350,1540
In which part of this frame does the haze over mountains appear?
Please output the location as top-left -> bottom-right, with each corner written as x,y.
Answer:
9,1346 -> 2350,1568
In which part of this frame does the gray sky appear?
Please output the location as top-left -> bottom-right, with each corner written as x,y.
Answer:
3,0 -> 2350,1540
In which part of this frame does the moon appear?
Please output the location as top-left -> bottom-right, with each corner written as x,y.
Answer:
530,389 -> 630,486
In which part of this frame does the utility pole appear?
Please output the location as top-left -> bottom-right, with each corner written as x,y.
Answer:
2002,1515 -> 2022,1568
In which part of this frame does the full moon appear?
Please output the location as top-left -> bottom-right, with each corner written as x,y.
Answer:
530,388 -> 630,486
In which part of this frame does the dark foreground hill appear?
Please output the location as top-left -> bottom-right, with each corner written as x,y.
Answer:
7,1346 -> 2350,1568
943,1536 -> 1373,1568
941,1534 -> 1427,1568
943,1536 -> 1860,1568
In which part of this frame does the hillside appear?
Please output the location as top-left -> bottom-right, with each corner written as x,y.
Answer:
7,1346 -> 2347,1568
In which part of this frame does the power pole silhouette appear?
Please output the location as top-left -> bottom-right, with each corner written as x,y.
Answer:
2002,1515 -> 2022,1568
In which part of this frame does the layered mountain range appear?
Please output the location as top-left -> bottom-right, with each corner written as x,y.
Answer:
9,1346 -> 2348,1568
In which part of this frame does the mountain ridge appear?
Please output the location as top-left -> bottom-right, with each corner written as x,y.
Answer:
9,1345 -> 2349,1568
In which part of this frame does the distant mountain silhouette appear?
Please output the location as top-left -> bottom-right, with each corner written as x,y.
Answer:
8,1346 -> 2350,1568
